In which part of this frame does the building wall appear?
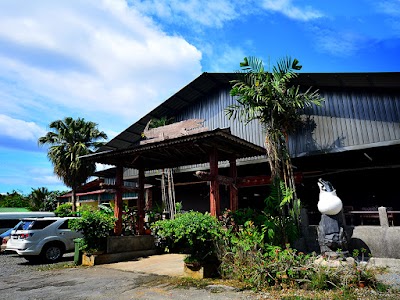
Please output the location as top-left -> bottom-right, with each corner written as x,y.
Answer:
175,87 -> 400,156
290,90 -> 400,156
177,88 -> 265,147
123,87 -> 400,185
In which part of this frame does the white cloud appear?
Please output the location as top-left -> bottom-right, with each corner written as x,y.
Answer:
207,45 -> 248,72
311,26 -> 369,57
262,0 -> 323,21
377,0 -> 400,16
133,0 -> 322,28
0,0 -> 202,125
375,0 -> 400,36
0,114 -> 46,141
132,0 -> 240,28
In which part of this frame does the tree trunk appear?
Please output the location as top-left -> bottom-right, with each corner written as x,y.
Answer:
72,189 -> 77,212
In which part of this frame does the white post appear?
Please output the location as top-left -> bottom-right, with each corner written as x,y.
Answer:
378,206 -> 389,227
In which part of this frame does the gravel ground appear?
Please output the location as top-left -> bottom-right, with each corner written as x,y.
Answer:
0,251 -> 75,277
376,267 -> 400,291
0,252 -> 256,300
1,252 -> 400,300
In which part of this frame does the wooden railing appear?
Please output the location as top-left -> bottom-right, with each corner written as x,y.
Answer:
344,208 -> 400,226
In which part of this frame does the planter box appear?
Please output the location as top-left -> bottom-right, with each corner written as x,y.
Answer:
107,235 -> 155,253
82,249 -> 157,266
183,262 -> 219,279
81,235 -> 157,266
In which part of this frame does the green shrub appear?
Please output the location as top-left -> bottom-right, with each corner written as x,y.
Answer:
152,211 -> 223,262
54,203 -> 75,217
69,208 -> 116,254
217,223 -> 377,290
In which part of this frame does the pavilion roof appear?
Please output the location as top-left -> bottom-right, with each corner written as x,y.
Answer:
83,128 -> 265,170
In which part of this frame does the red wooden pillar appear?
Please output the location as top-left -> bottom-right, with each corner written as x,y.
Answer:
209,148 -> 220,216
145,189 -> 152,211
114,164 -> 123,235
137,167 -> 145,235
229,158 -> 238,212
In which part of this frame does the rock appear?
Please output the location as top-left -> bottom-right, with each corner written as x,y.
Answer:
205,284 -> 239,293
346,257 -> 355,265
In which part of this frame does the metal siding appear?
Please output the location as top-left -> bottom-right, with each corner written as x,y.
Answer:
176,88 -> 400,158
176,88 -> 265,148
289,91 -> 400,156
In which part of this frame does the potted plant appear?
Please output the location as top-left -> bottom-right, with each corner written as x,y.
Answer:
69,206 -> 116,257
152,211 -> 223,278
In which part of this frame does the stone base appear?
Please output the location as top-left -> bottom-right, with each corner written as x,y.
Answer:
82,249 -> 157,266
183,263 -> 219,279
107,235 -> 155,253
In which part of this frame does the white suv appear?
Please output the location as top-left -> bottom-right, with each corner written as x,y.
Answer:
6,217 -> 82,263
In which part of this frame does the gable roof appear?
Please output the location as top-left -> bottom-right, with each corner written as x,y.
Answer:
86,128 -> 265,171
99,72 -> 400,152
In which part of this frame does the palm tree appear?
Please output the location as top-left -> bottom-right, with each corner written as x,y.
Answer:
226,56 -> 323,220
38,117 -> 107,211
29,187 -> 50,211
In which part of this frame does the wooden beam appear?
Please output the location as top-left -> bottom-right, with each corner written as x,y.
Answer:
114,165 -> 123,235
194,171 -> 234,185
137,168 -> 145,235
237,173 -> 303,187
145,189 -> 152,211
194,172 -> 303,188
100,183 -> 139,192
209,148 -> 220,216
229,158 -> 238,212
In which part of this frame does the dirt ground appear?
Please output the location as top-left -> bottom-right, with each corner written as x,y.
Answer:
2,253 -> 400,299
1,265 -> 256,300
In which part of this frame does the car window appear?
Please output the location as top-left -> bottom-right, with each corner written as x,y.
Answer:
0,219 -> 21,229
16,221 -> 34,230
30,220 -> 56,229
58,220 -> 70,230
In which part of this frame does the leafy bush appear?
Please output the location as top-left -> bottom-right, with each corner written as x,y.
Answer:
69,208 -> 116,254
0,191 -> 32,209
152,211 -> 223,262
216,223 -> 376,290
54,203 -> 75,217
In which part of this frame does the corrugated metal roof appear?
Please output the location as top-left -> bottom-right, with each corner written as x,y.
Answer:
87,128 -> 266,171
99,72 -> 400,152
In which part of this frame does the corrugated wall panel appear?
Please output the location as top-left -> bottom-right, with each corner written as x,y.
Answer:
176,88 -> 265,148
175,88 -> 400,158
289,91 -> 400,156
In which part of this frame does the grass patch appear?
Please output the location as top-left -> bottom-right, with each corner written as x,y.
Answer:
37,261 -> 78,271
162,276 -> 400,300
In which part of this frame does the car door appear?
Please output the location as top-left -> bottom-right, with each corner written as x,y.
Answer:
57,220 -> 82,251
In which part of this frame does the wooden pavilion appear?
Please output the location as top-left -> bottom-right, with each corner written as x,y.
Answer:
83,127 -> 265,235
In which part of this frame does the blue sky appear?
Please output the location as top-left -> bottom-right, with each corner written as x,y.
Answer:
0,0 -> 399,195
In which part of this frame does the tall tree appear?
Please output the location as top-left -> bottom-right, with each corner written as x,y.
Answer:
38,117 -> 107,211
0,191 -> 31,208
29,187 -> 50,211
226,56 -> 323,220
28,187 -> 62,211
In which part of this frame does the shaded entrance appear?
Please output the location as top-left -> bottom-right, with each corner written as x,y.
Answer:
83,128 -> 266,235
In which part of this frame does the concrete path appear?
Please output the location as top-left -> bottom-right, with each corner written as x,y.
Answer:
102,253 -> 187,277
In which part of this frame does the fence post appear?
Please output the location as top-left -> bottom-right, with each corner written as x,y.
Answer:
378,206 -> 389,227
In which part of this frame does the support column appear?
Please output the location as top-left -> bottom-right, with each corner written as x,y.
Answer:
229,158 -> 238,212
114,164 -> 123,235
379,206 -> 389,227
145,189 -> 153,211
209,148 -> 220,216
137,168 -> 145,235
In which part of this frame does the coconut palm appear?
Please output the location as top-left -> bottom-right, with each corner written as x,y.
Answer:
38,117 -> 107,211
29,187 -> 50,211
226,56 -> 323,220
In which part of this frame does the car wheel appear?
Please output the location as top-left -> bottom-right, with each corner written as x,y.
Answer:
41,243 -> 64,263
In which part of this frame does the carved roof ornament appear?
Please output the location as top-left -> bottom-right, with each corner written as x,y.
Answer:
140,119 -> 208,145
